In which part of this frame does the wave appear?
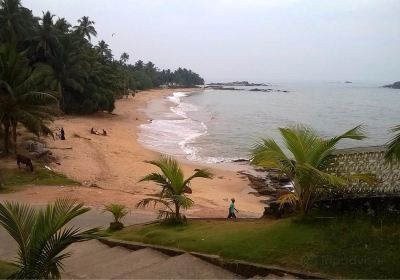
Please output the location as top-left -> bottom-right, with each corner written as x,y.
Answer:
138,92 -> 208,160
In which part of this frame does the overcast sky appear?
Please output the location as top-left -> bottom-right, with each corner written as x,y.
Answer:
23,0 -> 400,83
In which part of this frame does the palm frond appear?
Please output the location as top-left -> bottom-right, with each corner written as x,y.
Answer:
277,192 -> 298,210
385,125 -> 400,162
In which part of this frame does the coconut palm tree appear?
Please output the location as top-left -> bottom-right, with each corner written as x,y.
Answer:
0,0 -> 35,42
74,16 -> 97,41
385,125 -> 400,162
32,11 -> 60,59
54,17 -> 71,34
95,40 -> 112,61
251,125 -> 369,215
0,43 -> 58,153
136,155 -> 214,222
0,198 -> 99,279
120,52 -> 129,64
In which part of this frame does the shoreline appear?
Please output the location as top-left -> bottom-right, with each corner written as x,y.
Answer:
0,88 -> 266,218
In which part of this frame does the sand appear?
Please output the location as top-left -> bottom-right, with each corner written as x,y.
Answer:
0,89 -> 266,218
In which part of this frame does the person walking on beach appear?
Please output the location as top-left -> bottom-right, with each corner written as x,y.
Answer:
60,127 -> 65,140
227,198 -> 239,219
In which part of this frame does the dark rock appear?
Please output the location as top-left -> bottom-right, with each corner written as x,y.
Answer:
383,81 -> 400,89
232,158 -> 249,163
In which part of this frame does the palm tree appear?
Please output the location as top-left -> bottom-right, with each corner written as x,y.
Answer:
103,203 -> 128,230
74,16 -> 97,41
0,198 -> 99,279
385,125 -> 400,162
136,155 -> 214,222
120,52 -> 129,64
42,34 -> 88,113
0,43 -> 58,153
251,125 -> 368,215
0,0 -> 35,42
54,17 -> 71,34
32,11 -> 60,60
95,40 -> 112,61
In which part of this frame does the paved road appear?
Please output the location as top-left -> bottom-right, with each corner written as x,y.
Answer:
0,205 -> 157,261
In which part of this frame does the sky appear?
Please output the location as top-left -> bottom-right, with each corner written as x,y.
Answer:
23,0 -> 400,83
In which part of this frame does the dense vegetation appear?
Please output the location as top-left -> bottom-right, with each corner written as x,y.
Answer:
0,0 -> 203,154
111,214 -> 400,278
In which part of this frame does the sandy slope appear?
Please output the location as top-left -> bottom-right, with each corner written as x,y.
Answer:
1,89 -> 266,218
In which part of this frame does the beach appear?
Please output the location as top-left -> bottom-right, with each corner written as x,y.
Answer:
0,88 -> 265,218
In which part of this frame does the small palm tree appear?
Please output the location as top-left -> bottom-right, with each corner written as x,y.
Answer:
385,125 -> 400,163
136,155 -> 214,222
0,198 -> 98,279
103,203 -> 128,230
251,125 -> 369,215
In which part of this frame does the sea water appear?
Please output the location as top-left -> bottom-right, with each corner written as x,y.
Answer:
138,81 -> 400,164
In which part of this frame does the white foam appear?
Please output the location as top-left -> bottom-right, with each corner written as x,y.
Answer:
138,92 -> 208,160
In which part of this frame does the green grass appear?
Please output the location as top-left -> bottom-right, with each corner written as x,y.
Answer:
0,260 -> 17,278
110,214 -> 400,278
0,167 -> 79,193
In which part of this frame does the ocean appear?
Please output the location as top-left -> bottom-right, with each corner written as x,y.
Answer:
138,81 -> 400,164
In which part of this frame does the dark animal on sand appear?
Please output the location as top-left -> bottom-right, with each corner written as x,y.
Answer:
17,154 -> 34,172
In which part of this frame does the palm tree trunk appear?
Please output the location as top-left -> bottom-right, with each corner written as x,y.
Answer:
3,121 -> 10,155
175,202 -> 180,220
12,121 -> 17,154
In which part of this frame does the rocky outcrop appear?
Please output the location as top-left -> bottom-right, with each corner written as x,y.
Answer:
238,169 -> 292,197
383,81 -> 400,89
22,140 -> 56,162
207,81 -> 269,87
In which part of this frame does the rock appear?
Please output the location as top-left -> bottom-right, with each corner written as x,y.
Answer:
89,183 -> 99,188
383,81 -> 400,89
232,158 -> 249,163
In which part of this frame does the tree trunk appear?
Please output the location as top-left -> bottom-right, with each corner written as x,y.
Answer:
12,121 -> 17,154
175,202 -> 180,220
3,120 -> 10,155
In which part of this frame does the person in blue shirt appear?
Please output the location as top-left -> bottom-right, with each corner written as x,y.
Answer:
227,198 -> 239,219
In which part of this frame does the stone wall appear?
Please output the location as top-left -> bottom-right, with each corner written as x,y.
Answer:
324,146 -> 400,197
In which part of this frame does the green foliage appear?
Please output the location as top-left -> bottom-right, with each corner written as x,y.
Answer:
111,214 -> 400,278
0,0 -> 204,122
251,125 -> 369,215
0,42 -> 58,153
0,198 -> 99,279
0,167 -> 79,193
136,155 -> 213,222
385,125 -> 400,162
103,203 -> 128,224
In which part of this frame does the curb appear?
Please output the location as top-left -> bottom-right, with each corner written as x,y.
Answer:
99,237 -> 327,279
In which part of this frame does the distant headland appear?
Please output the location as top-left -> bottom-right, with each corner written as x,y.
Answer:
383,81 -> 400,89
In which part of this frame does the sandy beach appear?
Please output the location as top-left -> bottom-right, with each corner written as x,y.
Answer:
0,89 -> 266,218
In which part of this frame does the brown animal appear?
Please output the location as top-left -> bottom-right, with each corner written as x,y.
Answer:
17,154 -> 34,172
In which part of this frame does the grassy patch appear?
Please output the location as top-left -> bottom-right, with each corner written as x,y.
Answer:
0,167 -> 79,193
0,260 -> 17,278
110,214 -> 400,278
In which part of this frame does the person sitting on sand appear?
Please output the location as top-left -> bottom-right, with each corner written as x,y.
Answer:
102,129 -> 107,136
227,198 -> 239,219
